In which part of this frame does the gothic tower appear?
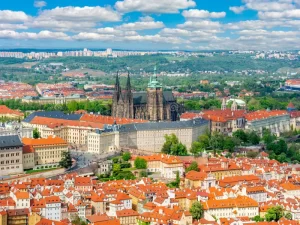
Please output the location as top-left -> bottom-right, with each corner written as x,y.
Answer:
123,72 -> 134,118
147,66 -> 164,121
112,72 -> 125,118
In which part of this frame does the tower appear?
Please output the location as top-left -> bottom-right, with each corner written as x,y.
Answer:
221,98 -> 227,110
123,72 -> 134,118
112,72 -> 124,118
147,66 -> 164,121
231,100 -> 238,111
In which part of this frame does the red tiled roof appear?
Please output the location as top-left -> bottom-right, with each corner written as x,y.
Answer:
23,136 -> 67,146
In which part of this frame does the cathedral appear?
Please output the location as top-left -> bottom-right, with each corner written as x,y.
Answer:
112,68 -> 184,121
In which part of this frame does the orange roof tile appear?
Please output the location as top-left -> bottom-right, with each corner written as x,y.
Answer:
23,136 -> 67,146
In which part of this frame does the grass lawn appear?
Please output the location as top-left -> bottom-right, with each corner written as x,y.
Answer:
24,167 -> 61,174
122,167 -> 137,171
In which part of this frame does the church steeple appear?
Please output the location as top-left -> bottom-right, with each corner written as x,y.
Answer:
221,98 -> 226,110
148,66 -> 162,89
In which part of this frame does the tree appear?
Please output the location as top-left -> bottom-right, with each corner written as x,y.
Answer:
72,215 -> 88,225
161,134 -> 187,156
113,164 -> 121,172
247,131 -> 260,145
252,215 -> 264,222
122,152 -> 131,161
285,212 -> 292,220
190,141 -> 203,155
262,129 -> 276,144
223,137 -> 236,152
265,206 -> 284,222
210,132 -> 224,153
59,151 -> 73,169
134,157 -> 147,169
33,128 -> 40,139
233,129 -> 248,143
198,134 -> 210,149
186,161 -> 199,172
190,201 -> 204,220
246,151 -> 259,159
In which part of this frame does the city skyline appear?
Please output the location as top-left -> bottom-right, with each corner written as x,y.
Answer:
0,0 -> 300,50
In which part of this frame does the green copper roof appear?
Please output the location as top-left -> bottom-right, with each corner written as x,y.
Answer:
148,66 -> 162,88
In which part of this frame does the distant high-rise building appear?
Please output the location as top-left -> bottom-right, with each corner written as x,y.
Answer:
106,48 -> 113,55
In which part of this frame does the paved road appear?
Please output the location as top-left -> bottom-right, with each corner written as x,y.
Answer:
69,150 -> 120,172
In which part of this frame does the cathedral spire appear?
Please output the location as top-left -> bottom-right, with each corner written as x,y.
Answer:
221,98 -> 226,110
114,71 -> 121,101
126,71 -> 131,91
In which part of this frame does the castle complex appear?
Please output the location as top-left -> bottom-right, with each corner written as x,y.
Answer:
112,67 -> 183,121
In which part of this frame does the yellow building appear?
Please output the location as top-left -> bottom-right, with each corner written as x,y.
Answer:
0,211 -> 7,225
22,145 -> 35,170
22,136 -> 68,166
199,159 -> 242,180
116,209 -> 139,225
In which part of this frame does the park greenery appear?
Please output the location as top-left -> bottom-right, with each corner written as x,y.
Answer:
0,99 -> 111,115
59,151 -> 73,169
98,153 -> 148,181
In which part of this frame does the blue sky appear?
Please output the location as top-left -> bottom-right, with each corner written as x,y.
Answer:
0,0 -> 299,50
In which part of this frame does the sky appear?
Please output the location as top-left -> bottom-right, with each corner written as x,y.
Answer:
0,0 -> 300,50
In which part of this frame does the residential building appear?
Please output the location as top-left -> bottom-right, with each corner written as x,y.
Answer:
0,135 -> 23,176
203,196 -> 259,220
130,154 -> 184,179
184,171 -> 216,189
0,105 -> 24,119
22,145 -> 35,170
22,136 -> 68,166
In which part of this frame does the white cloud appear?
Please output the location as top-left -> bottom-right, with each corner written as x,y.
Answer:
159,28 -> 220,37
38,6 -> 120,22
117,20 -> 164,31
182,9 -> 226,19
0,30 -> 70,40
0,10 -> 30,23
0,24 -> 28,30
244,0 -> 294,11
27,19 -> 96,32
177,20 -> 221,30
229,6 -> 245,14
258,9 -> 300,19
34,1 -> 47,8
115,0 -> 196,13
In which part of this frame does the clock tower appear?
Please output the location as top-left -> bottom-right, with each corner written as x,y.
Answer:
147,66 -> 164,121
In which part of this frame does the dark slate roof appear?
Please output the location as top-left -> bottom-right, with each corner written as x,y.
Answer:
23,111 -> 82,123
119,118 -> 209,132
133,91 -> 175,105
0,135 -> 22,148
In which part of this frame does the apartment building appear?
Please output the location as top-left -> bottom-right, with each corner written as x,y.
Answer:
22,136 -> 68,166
0,135 -> 23,176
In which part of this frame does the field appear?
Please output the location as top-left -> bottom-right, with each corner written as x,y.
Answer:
2,62 -> 38,68
62,68 -> 106,77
